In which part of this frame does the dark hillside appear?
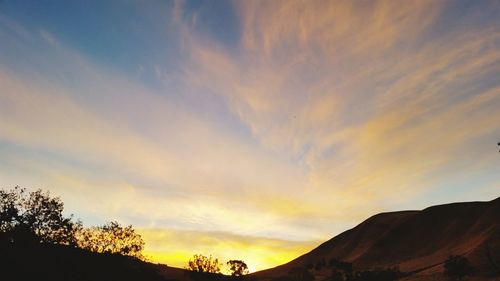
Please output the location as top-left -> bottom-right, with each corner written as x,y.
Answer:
254,197 -> 500,280
0,239 -> 237,281
0,240 -> 170,281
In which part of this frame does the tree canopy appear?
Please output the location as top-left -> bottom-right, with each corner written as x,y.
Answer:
227,260 -> 249,276
0,186 -> 144,259
187,254 -> 222,273
77,221 -> 145,259
0,186 -> 81,245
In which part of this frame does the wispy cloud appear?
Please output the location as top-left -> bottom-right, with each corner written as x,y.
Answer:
174,0 -> 500,214
0,0 -> 499,270
0,20 -> 319,240
39,29 -> 59,47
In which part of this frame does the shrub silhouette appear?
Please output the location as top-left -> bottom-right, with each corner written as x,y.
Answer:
227,259 -> 249,276
444,255 -> 475,280
0,186 -> 81,245
187,254 -> 222,273
77,221 -> 145,259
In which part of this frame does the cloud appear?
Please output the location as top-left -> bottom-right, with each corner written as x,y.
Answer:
174,0 -> 500,214
39,29 -> 59,47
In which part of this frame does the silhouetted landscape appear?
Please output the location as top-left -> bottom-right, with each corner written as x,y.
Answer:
1,1 -> 500,281
1,186 -> 498,281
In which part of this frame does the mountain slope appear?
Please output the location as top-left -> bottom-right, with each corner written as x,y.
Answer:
254,197 -> 500,280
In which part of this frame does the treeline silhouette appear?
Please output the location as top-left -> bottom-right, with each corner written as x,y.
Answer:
0,186 -> 144,258
0,186 -> 163,281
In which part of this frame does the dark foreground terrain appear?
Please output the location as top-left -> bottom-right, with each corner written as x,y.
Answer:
1,198 -> 499,281
0,238 -> 237,281
0,241 -> 167,281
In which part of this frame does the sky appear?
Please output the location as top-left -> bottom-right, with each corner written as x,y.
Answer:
0,0 -> 499,273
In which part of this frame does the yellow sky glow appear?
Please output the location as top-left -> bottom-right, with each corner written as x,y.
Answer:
139,228 -> 320,273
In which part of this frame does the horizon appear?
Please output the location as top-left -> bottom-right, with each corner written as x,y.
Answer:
0,0 -> 499,272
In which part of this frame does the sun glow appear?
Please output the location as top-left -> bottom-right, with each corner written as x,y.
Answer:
139,228 -> 320,273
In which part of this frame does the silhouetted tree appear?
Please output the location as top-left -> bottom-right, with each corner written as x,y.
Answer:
77,221 -> 145,259
227,259 -> 249,276
444,255 -> 475,280
187,254 -> 221,273
1,186 -> 146,261
0,186 -> 81,245
22,189 -> 82,245
0,186 -> 23,232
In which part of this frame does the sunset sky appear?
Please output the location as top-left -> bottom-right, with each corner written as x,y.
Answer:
0,0 -> 499,272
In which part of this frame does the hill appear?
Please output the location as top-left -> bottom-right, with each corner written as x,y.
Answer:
253,197 -> 500,280
0,240 -> 170,281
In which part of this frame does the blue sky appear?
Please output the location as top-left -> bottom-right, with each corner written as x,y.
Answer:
0,0 -> 499,271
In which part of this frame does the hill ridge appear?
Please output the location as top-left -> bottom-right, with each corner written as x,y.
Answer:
253,197 -> 500,280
